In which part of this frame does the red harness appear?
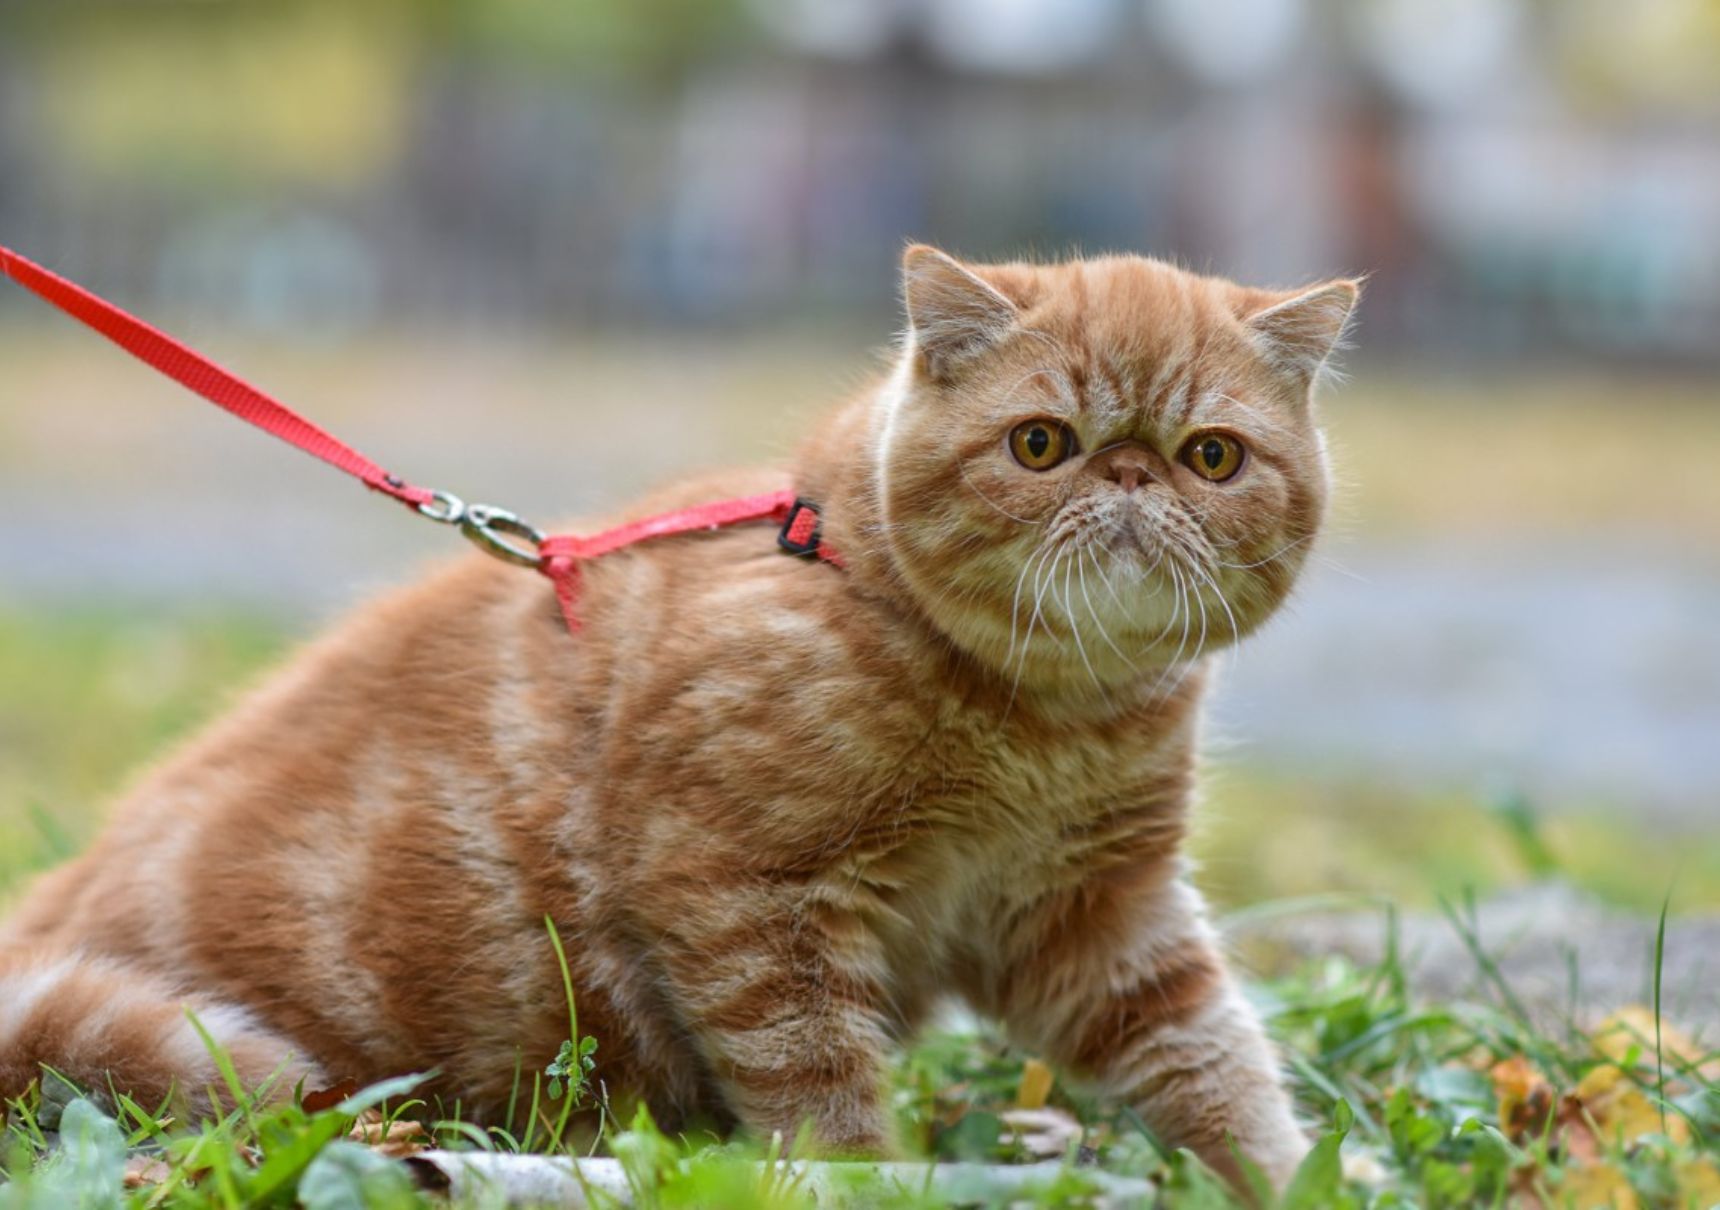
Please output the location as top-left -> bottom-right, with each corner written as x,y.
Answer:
0,245 -> 840,632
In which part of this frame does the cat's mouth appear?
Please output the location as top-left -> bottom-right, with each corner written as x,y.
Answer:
1098,515 -> 1165,564
1101,530 -> 1151,564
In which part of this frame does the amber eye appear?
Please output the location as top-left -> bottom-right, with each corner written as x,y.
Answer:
1008,420 -> 1076,471
1180,432 -> 1246,482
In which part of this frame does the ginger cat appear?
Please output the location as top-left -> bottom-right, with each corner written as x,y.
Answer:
0,246 -> 1357,1188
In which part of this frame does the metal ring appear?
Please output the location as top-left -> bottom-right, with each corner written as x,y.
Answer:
461,503 -> 546,569
417,490 -> 466,525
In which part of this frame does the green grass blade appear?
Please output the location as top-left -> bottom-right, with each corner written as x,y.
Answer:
1653,884 -> 1671,1138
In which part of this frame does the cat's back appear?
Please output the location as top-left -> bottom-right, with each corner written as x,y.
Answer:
4,461 -> 938,945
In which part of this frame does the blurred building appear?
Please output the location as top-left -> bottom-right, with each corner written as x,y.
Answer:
1,0 -> 1718,359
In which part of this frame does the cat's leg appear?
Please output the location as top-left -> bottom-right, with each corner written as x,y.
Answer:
653,887 -> 893,1153
988,874 -> 1306,1190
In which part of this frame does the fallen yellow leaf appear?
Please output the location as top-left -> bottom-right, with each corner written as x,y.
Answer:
1015,1058 -> 1054,1110
1675,1157 -> 1720,1208
1571,1064 -> 1689,1146
1556,1160 -> 1639,1210
1593,1008 -> 1718,1082
1492,1056 -> 1555,1140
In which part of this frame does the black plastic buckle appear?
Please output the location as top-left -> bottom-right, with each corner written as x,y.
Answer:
777,497 -> 824,557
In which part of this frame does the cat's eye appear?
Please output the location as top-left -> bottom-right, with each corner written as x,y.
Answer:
1180,432 -> 1246,482
1008,420 -> 1076,471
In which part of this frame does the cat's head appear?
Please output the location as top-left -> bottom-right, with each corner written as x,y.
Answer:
871,246 -> 1357,694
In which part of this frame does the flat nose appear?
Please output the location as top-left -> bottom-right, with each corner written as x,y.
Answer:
1102,447 -> 1158,493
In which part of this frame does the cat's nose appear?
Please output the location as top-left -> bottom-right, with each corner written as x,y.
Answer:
1104,450 -> 1157,493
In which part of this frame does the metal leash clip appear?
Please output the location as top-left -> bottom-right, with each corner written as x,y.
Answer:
416,491 -> 546,569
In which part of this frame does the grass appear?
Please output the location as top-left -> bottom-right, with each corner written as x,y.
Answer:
1194,772 -> 1720,915
3,604 -> 1718,1205
0,607 -> 280,898
1320,369 -> 1720,545
3,904 -> 1716,1207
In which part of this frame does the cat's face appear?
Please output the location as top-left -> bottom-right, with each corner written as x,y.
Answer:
873,247 -> 1357,694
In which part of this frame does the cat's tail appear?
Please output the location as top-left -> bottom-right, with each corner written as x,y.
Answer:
0,945 -> 321,1116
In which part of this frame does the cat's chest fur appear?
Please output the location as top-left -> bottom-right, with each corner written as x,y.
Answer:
565,531 -> 1205,1004
838,682 -> 1199,969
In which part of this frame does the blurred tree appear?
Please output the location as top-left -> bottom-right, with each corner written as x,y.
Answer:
30,1 -> 413,189
1552,0 -> 1720,114
418,0 -> 756,79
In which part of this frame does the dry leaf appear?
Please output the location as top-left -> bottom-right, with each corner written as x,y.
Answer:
1592,1008 -> 1719,1082
1569,1063 -> 1689,1146
1675,1157 -> 1720,1207
1491,1056 -> 1556,1141
349,1111 -> 432,1158
1487,1035 -> 1700,1210
122,1156 -> 173,1189
302,1077 -> 360,1115
998,1106 -> 1083,1159
1555,1094 -> 1602,1168
1015,1058 -> 1054,1110
1555,1159 -> 1639,1210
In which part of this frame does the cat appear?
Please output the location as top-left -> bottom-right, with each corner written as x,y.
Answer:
0,245 -> 1356,1189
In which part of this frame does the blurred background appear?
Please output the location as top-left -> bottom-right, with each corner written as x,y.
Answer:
2,0 -> 1718,911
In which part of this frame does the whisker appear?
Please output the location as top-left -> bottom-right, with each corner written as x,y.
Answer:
1189,560 -> 1244,647
1136,558 -> 1185,654
1172,562 -> 1194,663
1309,552 -> 1370,584
1025,544 -> 1065,653
1010,543 -> 1065,709
1191,566 -> 1211,664
1078,546 -> 1137,671
1146,563 -> 1193,699
1213,533 -> 1315,571
1006,541 -> 1056,669
997,365 -> 1071,403
1094,545 -> 1131,614
957,457 -> 1042,525
1060,555 -> 1104,692
1212,393 -> 1296,442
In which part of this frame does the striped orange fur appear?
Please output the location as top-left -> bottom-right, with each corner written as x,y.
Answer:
0,246 -> 1357,1188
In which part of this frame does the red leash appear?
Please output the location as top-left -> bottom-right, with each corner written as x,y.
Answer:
0,244 -> 838,632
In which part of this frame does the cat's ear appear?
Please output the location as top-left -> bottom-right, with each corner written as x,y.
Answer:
1244,279 -> 1361,387
902,245 -> 1018,379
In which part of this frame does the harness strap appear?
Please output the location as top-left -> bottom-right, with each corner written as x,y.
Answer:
1,243 -> 842,633
538,492 -> 840,631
